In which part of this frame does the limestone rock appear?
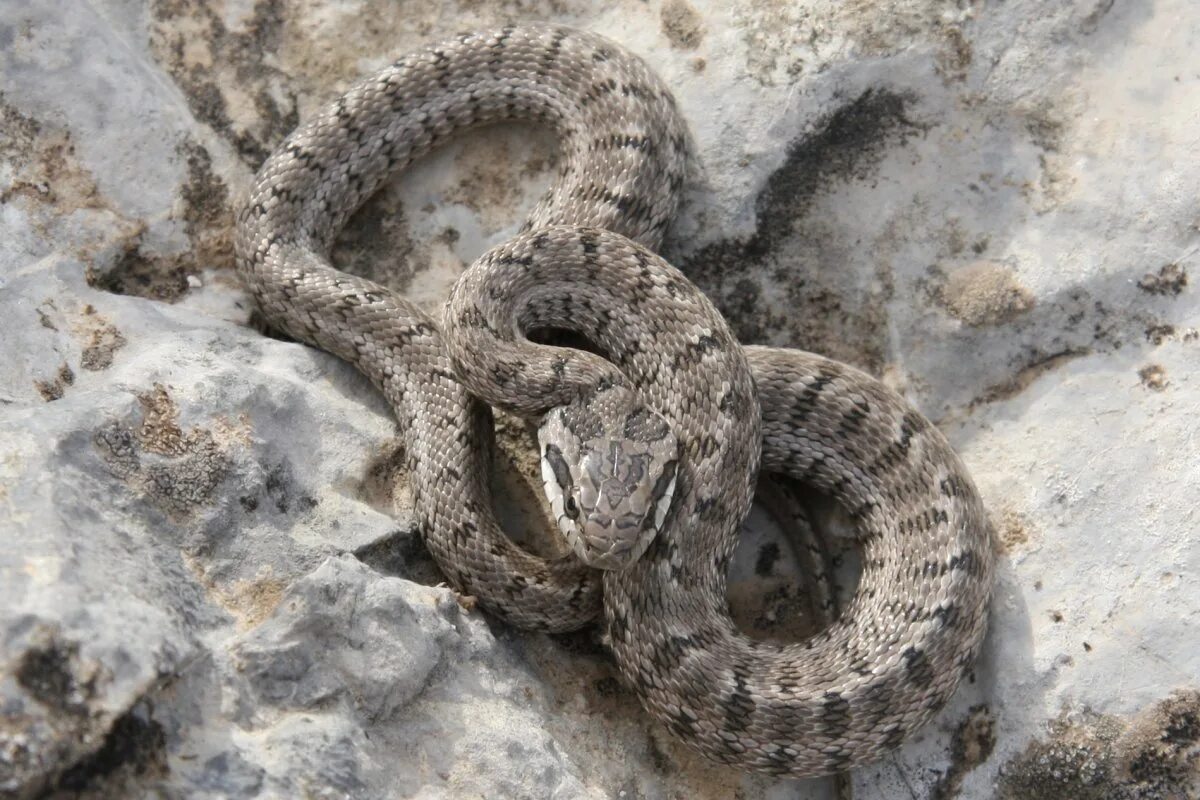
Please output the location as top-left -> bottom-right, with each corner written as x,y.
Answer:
2,0 -> 1198,798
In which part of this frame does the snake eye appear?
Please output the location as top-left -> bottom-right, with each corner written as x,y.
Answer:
564,495 -> 580,519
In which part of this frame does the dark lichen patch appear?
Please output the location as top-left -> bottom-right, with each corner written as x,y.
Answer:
676,89 -> 922,372
1138,364 -> 1168,391
16,637 -> 91,715
34,363 -> 76,402
75,304 -> 129,371
264,462 -> 318,514
235,459 -> 318,517
37,301 -> 60,331
661,0 -> 705,50
80,332 -> 126,371
932,705 -> 996,800
998,716 -> 1124,800
93,384 -> 232,517
1145,323 -> 1176,345
141,435 -> 230,516
1021,99 -> 1068,154
1121,691 -> 1200,790
1137,263 -> 1188,297
178,139 -> 234,272
0,94 -> 42,174
0,96 -> 103,214
179,140 -> 229,236
149,0 -> 297,165
94,421 -> 142,479
54,702 -> 167,794
997,690 -> 1200,800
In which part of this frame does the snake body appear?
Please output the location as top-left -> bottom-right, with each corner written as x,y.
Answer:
236,25 -> 993,778
236,25 -> 686,632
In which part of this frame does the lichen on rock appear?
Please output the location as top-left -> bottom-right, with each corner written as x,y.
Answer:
2,0 -> 1198,798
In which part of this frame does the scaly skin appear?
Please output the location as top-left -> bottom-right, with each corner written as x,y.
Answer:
237,24 -> 993,779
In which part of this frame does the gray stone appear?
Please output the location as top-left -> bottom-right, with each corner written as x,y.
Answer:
2,0 -> 1198,798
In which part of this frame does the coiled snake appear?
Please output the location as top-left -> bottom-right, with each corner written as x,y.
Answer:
235,24 -> 993,778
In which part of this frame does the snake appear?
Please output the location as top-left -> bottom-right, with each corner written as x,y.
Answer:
235,24 -> 994,778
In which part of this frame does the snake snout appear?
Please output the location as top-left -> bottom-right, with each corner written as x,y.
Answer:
537,402 -> 680,571
570,483 -> 664,570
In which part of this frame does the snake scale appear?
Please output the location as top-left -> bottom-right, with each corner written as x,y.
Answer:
236,24 -> 993,778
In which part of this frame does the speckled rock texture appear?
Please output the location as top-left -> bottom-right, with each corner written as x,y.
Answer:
1,1 -> 1197,798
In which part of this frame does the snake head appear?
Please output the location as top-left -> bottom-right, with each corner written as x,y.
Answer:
538,400 -> 679,570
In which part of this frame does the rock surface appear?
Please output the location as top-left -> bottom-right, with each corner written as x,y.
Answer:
2,0 -> 1198,798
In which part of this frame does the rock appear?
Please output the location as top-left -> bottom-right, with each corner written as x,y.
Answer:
2,0 -> 1198,798
935,261 -> 1036,328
